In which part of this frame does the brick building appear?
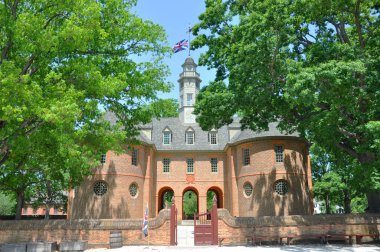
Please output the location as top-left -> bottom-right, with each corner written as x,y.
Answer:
69,57 -> 313,220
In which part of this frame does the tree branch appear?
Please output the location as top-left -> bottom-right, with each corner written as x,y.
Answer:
20,54 -> 36,75
354,0 -> 365,48
336,142 -> 360,159
337,127 -> 364,143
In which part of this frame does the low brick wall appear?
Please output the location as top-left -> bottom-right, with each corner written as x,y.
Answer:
1,209 -> 379,248
217,209 -> 380,245
0,209 -> 170,248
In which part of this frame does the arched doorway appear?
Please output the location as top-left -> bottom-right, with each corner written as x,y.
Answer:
206,187 -> 223,211
158,187 -> 174,213
182,187 -> 199,220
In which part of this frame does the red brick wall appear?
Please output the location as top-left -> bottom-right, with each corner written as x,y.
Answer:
228,139 -> 312,217
154,152 -> 226,219
71,138 -> 312,220
0,210 -> 171,248
217,209 -> 380,245
1,210 -> 379,247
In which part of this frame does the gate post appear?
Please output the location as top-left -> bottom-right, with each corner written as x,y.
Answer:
211,196 -> 218,245
170,197 -> 177,245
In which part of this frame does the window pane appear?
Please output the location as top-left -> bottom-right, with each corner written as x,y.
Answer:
274,180 -> 288,195
163,158 -> 170,173
209,132 -> 217,145
163,132 -> 171,144
132,149 -> 138,166
101,154 -> 106,164
187,158 -> 194,173
186,132 -> 194,144
275,145 -> 284,162
211,158 -> 218,173
243,148 -> 250,166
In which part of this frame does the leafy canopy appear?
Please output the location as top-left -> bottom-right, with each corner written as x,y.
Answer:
192,0 -> 380,168
0,0 -> 171,218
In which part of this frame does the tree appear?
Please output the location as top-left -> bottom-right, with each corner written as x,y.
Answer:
0,0 -> 171,219
0,191 -> 15,215
183,191 -> 197,219
313,172 -> 345,214
142,99 -> 179,118
192,0 -> 380,169
311,144 -> 371,214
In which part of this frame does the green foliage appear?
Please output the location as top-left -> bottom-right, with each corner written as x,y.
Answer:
0,191 -> 15,215
183,191 -> 197,218
0,0 -> 171,218
351,196 -> 367,214
142,99 -> 179,118
207,191 -> 216,211
163,190 -> 174,208
193,0 -> 380,170
311,144 -> 370,213
313,172 -> 345,211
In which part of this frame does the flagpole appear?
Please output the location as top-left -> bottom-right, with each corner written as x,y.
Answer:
147,203 -> 150,249
188,25 -> 191,56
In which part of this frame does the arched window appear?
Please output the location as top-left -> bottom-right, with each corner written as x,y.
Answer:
185,127 -> 194,144
162,127 -> 172,145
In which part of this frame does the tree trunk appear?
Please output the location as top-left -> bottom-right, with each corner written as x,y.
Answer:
344,188 -> 351,214
44,180 -> 52,220
44,205 -> 50,220
15,191 -> 24,220
325,193 -> 331,214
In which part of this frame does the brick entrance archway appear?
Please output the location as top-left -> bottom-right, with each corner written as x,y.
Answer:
158,187 -> 174,214
207,186 -> 223,209
182,187 -> 199,220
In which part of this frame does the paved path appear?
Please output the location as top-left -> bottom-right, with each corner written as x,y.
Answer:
87,244 -> 380,252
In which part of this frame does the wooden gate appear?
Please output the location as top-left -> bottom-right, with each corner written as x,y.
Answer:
194,197 -> 218,245
170,198 -> 177,246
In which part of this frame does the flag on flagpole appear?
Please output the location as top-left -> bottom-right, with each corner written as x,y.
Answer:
142,205 -> 148,237
173,39 -> 188,53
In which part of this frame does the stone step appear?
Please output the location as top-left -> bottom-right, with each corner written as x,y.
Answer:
180,220 -> 194,226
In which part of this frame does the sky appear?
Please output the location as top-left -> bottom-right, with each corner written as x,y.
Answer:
133,0 -> 216,101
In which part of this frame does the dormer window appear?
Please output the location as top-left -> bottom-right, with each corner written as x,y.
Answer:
208,131 -> 218,145
163,127 -> 172,145
185,127 -> 194,145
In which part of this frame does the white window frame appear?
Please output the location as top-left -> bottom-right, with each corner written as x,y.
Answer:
163,128 -> 172,145
243,148 -> 250,166
208,131 -> 217,145
275,145 -> 284,163
185,131 -> 194,145
211,158 -> 218,173
186,158 -> 194,174
163,158 -> 170,173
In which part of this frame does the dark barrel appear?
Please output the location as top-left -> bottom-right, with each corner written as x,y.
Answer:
109,230 -> 123,249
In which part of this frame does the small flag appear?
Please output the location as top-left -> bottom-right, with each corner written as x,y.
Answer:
173,39 -> 188,53
142,205 -> 148,237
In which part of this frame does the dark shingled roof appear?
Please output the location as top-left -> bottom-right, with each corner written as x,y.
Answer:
139,117 -> 300,151
148,117 -> 229,151
104,111 -> 300,151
